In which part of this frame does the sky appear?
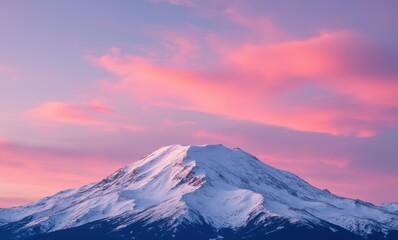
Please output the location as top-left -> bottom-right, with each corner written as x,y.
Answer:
0,0 -> 398,207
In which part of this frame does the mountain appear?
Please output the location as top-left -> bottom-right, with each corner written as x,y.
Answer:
0,144 -> 397,240
382,203 -> 398,215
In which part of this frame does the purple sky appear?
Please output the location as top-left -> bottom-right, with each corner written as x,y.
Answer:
1,0 -> 398,207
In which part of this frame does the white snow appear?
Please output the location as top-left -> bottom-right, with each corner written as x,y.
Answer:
382,203 -> 398,214
0,144 -> 397,238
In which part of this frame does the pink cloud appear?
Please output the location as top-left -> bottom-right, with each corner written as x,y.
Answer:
26,101 -> 112,125
25,101 -> 143,132
95,32 -> 398,137
96,51 -> 237,110
228,32 -> 350,78
0,136 -> 126,207
160,34 -> 200,64
228,31 -> 398,105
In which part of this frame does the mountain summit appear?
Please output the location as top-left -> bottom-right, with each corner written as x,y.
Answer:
0,144 -> 397,240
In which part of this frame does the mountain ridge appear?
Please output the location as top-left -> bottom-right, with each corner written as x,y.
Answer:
0,144 -> 397,240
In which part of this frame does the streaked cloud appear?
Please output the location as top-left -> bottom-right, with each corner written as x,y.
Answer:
95,29 -> 398,137
25,101 -> 143,132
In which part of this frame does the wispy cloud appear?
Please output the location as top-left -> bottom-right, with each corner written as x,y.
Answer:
25,101 -> 143,132
95,29 -> 398,137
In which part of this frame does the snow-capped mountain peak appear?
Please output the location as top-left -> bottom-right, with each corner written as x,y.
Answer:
0,144 -> 397,240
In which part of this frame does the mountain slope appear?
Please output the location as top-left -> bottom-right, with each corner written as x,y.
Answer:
0,144 -> 397,239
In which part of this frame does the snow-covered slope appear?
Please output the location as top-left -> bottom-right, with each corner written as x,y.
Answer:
0,144 -> 397,239
382,203 -> 398,214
